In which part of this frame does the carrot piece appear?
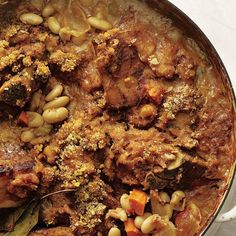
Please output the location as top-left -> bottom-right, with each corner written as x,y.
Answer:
18,111 -> 28,126
129,189 -> 148,216
125,218 -> 142,236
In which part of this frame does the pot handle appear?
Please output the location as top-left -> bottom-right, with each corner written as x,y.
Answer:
216,205 -> 236,222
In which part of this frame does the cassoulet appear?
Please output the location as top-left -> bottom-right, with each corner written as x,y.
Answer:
0,0 -> 234,236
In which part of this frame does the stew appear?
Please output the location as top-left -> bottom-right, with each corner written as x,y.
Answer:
0,0 -> 234,236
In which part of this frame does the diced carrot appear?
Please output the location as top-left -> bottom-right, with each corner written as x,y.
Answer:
129,189 -> 148,216
18,111 -> 28,126
125,218 -> 142,236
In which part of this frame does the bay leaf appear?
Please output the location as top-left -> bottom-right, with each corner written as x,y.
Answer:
0,202 -> 30,232
4,201 -> 39,236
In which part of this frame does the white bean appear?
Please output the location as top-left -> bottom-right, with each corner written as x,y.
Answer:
48,16 -> 61,34
38,99 -> 46,114
106,208 -> 127,222
20,130 -> 35,143
71,34 -> 87,45
59,28 -> 71,41
30,135 -> 50,145
120,193 -> 131,212
108,227 -> 121,236
155,221 -> 177,236
42,3 -> 55,17
158,204 -> 173,220
87,16 -> 112,30
20,13 -> 43,25
45,84 -> 63,101
134,216 -> 144,229
43,145 -> 57,163
170,191 -> 185,205
134,212 -> 152,229
141,214 -> 165,234
29,90 -> 42,111
33,123 -> 52,137
43,96 -> 70,110
159,192 -> 171,203
167,154 -> 184,170
26,112 -> 44,128
30,0 -> 45,11
43,107 -> 69,124
170,190 -> 186,211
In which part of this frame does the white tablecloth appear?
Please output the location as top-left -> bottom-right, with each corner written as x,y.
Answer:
168,1 -> 236,235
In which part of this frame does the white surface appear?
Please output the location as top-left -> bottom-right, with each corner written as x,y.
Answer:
168,1 -> 236,235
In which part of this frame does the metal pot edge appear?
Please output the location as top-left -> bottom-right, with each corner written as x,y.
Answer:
147,0 -> 236,234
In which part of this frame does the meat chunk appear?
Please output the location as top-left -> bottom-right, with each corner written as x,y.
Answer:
168,113 -> 199,150
0,146 -> 37,207
7,173 -> 39,199
104,126 -> 168,185
0,122 -> 38,207
135,31 -> 197,80
0,25 -> 52,109
0,158 -> 38,203
78,62 -> 102,92
196,105 -> 232,155
0,175 -> 23,208
103,75 -> 140,109
0,72 -> 32,107
39,178 -> 113,235
175,49 -> 196,80
95,30 -> 151,109
40,190 -> 76,227
157,84 -> 202,129
0,67 -> 48,108
145,38 -> 177,79
102,121 -> 213,190
144,161 -> 208,190
0,42 -> 52,108
98,43 -> 144,109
